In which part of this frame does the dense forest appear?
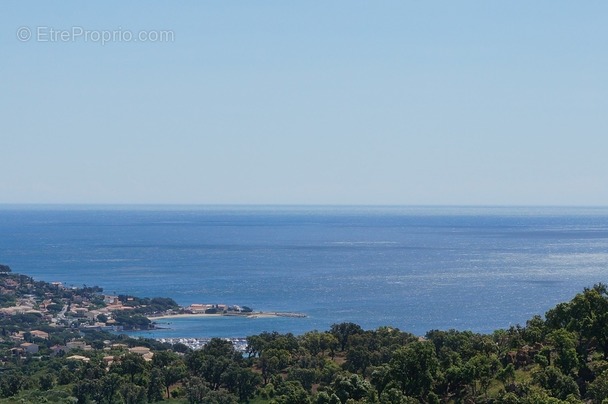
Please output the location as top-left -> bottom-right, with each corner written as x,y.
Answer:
2,267 -> 608,403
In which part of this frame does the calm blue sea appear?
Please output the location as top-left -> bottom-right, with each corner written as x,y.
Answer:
1,206 -> 608,338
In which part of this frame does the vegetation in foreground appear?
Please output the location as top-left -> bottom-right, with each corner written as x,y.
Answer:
2,264 -> 608,403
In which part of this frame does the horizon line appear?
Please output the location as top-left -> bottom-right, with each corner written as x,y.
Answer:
1,203 -> 608,209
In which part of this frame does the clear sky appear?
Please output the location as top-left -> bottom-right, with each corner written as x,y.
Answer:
1,1 -> 607,205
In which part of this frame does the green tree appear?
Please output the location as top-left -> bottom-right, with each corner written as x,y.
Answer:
389,341 -> 439,400
273,380 -> 311,404
0,372 -> 26,398
497,363 -> 516,386
532,366 -> 580,401
588,369 -> 608,403
439,365 -> 472,401
345,346 -> 372,374
185,376 -> 208,404
186,338 -> 241,390
260,348 -> 291,385
38,372 -> 56,391
331,373 -> 374,403
148,367 -> 165,402
58,367 -> 73,385
370,364 -> 391,398
72,381 -> 87,404
115,353 -> 147,383
149,349 -> 188,398
524,315 -> 547,345
246,334 -> 266,358
151,349 -> 180,368
162,364 -> 187,399
380,387 -> 419,404
547,328 -> 580,375
100,373 -> 123,404
288,367 -> 319,392
301,331 -> 324,356
222,365 -> 262,401
546,284 -> 608,359
464,353 -> 500,398
120,382 -> 147,404
331,323 -> 363,351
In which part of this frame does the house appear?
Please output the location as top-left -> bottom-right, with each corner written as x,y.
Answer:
20,342 -> 39,354
187,304 -> 203,312
1,305 -> 34,315
86,310 -> 101,321
129,346 -> 154,361
103,295 -> 119,305
30,330 -> 49,340
51,345 -> 66,356
66,340 -> 92,351
67,355 -> 90,363
103,355 -> 116,367
10,347 -> 24,356
187,304 -> 213,313
40,299 -> 53,308
74,308 -> 88,317
129,346 -> 151,355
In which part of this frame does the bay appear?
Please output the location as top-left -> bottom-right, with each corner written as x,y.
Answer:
1,205 -> 608,337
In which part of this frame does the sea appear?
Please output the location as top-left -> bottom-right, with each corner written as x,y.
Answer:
1,205 -> 607,339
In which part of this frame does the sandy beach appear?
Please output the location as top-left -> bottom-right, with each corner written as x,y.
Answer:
148,312 -> 292,320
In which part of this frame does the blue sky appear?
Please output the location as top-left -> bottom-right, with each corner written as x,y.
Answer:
1,1 -> 607,205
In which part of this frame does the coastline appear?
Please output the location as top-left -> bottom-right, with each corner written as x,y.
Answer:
148,311 -> 306,321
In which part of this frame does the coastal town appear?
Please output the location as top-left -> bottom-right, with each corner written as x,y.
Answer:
0,265 -> 304,359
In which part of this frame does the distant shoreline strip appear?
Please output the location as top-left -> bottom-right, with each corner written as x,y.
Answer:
148,311 -> 307,320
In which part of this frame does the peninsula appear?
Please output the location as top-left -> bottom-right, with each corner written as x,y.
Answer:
0,264 -> 305,333
149,302 -> 306,320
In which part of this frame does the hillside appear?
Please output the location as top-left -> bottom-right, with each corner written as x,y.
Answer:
1,264 -> 608,403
